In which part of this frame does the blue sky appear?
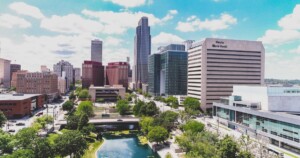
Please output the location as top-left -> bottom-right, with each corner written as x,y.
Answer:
0,0 -> 300,79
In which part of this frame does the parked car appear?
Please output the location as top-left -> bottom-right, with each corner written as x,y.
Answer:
9,120 -> 17,123
16,122 -> 25,126
8,129 -> 15,133
117,119 -> 123,122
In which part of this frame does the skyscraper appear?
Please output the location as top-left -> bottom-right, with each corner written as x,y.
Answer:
133,17 -> 151,89
91,39 -> 102,63
53,60 -> 74,91
187,38 -> 265,112
148,44 -> 187,96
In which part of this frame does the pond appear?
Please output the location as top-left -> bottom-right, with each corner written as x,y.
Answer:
97,134 -> 160,158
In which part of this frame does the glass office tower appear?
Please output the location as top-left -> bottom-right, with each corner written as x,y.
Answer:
148,44 -> 187,96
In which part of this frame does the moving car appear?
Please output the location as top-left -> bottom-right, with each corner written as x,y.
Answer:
16,122 -> 25,126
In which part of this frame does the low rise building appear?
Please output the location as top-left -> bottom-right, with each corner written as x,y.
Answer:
0,94 -> 44,118
89,85 -> 125,102
213,86 -> 300,154
0,58 -> 11,88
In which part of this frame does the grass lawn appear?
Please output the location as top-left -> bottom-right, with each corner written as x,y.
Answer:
82,140 -> 104,158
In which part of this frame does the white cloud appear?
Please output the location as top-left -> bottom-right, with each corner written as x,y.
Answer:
259,5 -> 300,45
161,10 -> 178,22
265,52 -> 300,79
9,2 -> 45,19
176,13 -> 237,32
105,36 -> 123,46
0,14 -> 31,28
40,14 -> 104,34
258,29 -> 300,45
103,0 -> 152,8
278,5 -> 300,30
152,32 -> 184,46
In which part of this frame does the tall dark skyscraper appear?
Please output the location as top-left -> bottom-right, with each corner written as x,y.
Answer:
91,39 -> 102,63
133,17 -> 151,89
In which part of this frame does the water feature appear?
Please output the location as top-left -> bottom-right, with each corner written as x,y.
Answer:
97,134 -> 160,158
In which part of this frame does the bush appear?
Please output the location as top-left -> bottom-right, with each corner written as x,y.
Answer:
78,89 -> 89,100
62,100 -> 74,112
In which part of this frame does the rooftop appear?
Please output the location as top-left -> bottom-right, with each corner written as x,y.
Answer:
0,94 -> 42,101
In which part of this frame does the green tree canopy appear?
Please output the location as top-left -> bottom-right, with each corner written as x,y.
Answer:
0,111 -> 7,127
66,114 -> 80,130
34,115 -> 53,130
218,135 -> 239,158
54,130 -> 88,158
139,117 -> 154,134
166,96 -> 179,109
148,126 -> 169,144
76,101 -> 94,117
78,89 -> 89,99
15,127 -> 38,149
182,120 -> 205,133
62,100 -> 74,112
78,113 -> 89,130
0,130 -> 14,154
133,100 -> 145,116
69,92 -> 76,100
154,111 -> 179,131
116,99 -> 130,115
32,138 -> 54,158
2,149 -> 34,158
183,97 -> 200,111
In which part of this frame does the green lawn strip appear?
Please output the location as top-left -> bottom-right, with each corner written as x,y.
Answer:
82,140 -> 104,158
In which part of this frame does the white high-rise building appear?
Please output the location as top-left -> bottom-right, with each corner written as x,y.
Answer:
0,58 -> 11,88
91,39 -> 102,63
53,60 -> 74,91
187,38 -> 265,112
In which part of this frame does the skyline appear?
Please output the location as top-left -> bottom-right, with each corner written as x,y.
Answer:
0,0 -> 300,79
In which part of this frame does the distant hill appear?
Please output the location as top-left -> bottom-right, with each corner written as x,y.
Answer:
265,79 -> 300,85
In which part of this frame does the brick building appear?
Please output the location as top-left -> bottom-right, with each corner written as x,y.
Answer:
106,62 -> 128,89
0,94 -> 44,118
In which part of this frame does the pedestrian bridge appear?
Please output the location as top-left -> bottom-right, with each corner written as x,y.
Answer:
56,118 -> 140,125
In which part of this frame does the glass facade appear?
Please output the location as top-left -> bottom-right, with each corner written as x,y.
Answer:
214,106 -> 300,154
148,48 -> 187,96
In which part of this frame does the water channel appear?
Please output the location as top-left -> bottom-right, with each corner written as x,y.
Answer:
97,134 -> 160,158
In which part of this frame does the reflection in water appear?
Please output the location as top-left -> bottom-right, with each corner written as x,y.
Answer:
97,134 -> 160,158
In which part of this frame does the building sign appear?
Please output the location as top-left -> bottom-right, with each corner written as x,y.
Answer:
212,40 -> 227,48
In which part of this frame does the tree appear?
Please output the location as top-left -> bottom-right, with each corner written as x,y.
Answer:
55,130 -> 88,158
154,111 -> 178,131
238,151 -> 253,158
78,89 -> 89,100
66,114 -> 80,130
35,115 -> 53,129
0,111 -> 7,127
62,100 -> 74,112
139,117 -> 154,134
183,97 -> 200,111
116,99 -> 130,115
32,138 -> 54,158
81,124 -> 96,137
15,127 -> 38,149
218,135 -> 239,158
133,100 -> 145,116
166,96 -> 179,109
77,101 -> 94,117
3,149 -> 34,158
0,130 -> 14,154
69,92 -> 76,100
148,126 -> 169,144
182,120 -> 205,133
145,101 -> 159,116
75,87 -> 82,95
78,113 -> 89,130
